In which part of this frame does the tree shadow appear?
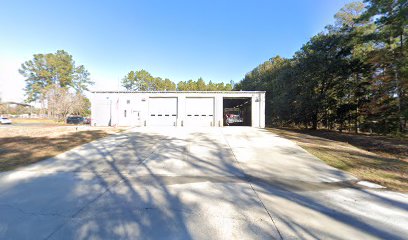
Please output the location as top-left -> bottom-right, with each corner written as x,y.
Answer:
0,128 -> 406,239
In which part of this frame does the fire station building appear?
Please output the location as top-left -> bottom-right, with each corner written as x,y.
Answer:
91,91 -> 265,128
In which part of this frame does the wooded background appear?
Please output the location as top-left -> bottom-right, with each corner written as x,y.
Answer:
235,1 -> 407,135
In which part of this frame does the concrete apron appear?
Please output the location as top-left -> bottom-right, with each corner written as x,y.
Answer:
0,127 -> 407,240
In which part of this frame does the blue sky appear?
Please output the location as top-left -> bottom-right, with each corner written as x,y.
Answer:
0,0 -> 353,102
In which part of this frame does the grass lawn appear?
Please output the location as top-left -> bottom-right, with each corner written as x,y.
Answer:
268,128 -> 408,192
0,125 -> 125,172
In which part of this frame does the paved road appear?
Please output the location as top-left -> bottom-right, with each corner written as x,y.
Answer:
0,127 -> 407,239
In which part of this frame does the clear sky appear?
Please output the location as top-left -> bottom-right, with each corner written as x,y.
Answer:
0,0 -> 353,102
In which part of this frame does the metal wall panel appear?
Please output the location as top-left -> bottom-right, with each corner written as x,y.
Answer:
92,100 -> 111,126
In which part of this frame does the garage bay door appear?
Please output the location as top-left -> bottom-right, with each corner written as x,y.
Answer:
184,97 -> 214,127
148,97 -> 177,126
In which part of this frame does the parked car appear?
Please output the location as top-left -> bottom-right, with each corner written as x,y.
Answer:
66,116 -> 84,124
83,117 -> 91,124
0,117 -> 12,124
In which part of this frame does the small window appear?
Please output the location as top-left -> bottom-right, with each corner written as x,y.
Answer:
124,110 -> 127,118
127,100 -> 130,104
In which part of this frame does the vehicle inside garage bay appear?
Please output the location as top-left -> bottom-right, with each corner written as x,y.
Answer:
223,97 -> 252,126
91,91 -> 265,128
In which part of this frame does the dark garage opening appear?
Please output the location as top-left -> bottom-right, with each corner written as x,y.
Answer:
223,97 -> 251,126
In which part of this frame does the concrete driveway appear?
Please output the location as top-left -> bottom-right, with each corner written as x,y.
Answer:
0,127 -> 407,239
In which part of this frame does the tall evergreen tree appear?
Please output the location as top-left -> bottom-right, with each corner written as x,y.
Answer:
19,50 -> 92,102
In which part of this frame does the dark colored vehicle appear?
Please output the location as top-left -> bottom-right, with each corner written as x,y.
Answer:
66,116 -> 84,124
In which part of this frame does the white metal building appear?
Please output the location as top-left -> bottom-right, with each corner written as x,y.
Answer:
91,91 -> 265,128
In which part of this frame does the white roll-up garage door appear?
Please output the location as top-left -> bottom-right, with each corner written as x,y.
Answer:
184,97 -> 214,127
148,97 -> 178,126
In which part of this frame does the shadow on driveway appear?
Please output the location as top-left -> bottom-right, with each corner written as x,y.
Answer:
0,128 -> 406,239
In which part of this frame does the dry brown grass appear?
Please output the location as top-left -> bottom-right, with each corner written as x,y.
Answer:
11,118 -> 59,124
268,128 -> 408,192
0,126 -> 125,172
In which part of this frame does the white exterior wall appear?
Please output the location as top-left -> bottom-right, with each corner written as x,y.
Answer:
91,91 -> 265,128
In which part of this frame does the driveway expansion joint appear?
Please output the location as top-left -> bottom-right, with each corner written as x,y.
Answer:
1,203 -> 71,218
221,130 -> 284,240
1,128 -> 406,240
43,135 -> 172,240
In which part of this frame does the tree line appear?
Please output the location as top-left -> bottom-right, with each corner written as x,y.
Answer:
235,1 -> 407,135
121,70 -> 233,91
